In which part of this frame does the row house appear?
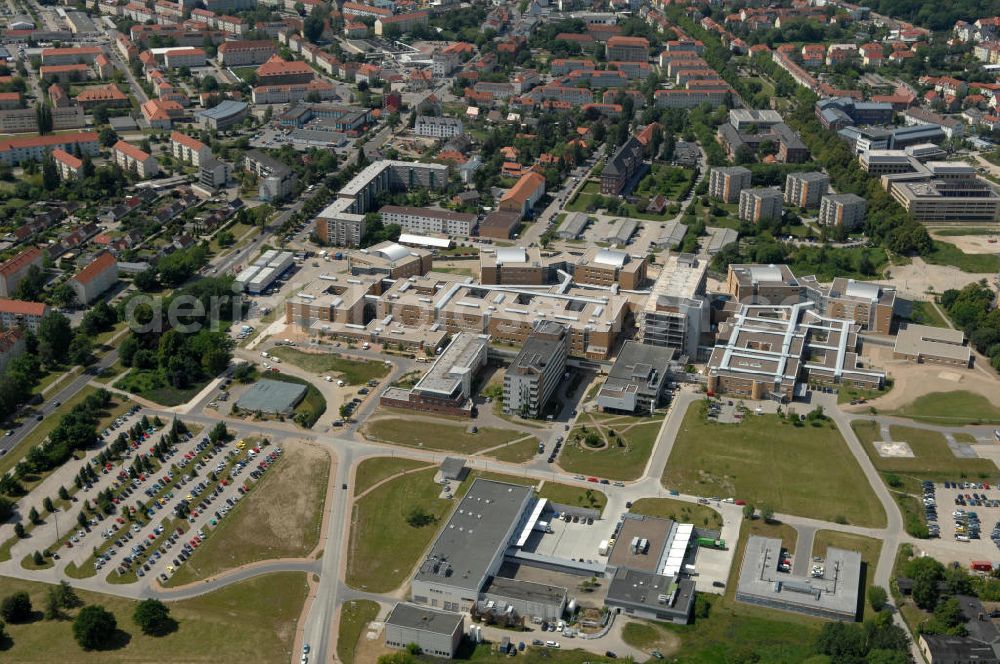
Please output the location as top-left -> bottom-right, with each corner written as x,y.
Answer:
528,84 -> 593,105
217,40 -> 277,66
609,61 -> 652,79
550,58 -> 595,76
562,69 -> 628,89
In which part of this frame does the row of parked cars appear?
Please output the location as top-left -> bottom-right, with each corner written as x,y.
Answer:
954,510 -> 981,542
923,481 -> 941,538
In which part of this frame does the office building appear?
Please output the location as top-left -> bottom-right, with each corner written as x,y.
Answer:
414,115 -> 464,138
596,341 -> 675,414
885,163 -> 1000,223
725,263 -> 802,306
573,247 -> 646,289
736,536 -> 861,621
729,109 -> 783,131
803,277 -> 895,335
0,298 -> 48,332
893,324 -> 972,367
639,253 -> 708,359
244,150 -> 296,202
815,96 -> 894,130
384,604 -> 464,659
378,205 -> 477,236
479,246 -> 550,286
784,172 -> 829,209
504,321 -> 568,419
709,166 -> 751,203
69,251 -> 118,305
380,332 -> 489,417
818,193 -> 867,229
0,246 -> 44,297
738,188 -> 783,223
348,241 -> 432,279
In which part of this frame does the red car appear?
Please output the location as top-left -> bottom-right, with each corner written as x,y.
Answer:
587,477 -> 599,483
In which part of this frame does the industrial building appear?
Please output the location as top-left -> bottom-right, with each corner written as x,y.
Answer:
556,212 -> 589,240
504,321 -> 569,419
784,171 -> 829,209
893,324 -> 972,367
817,193 -> 867,229
380,332 -> 489,416
736,536 -> 861,621
706,302 -> 885,401
708,166 -> 752,203
384,603 -> 464,659
596,341 -> 676,414
234,250 -> 294,294
638,253 -> 708,359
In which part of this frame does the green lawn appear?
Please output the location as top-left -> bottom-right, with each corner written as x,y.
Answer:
559,413 -> 664,481
907,300 -> 950,328
0,572 -> 308,663
852,421 -> 997,488
337,600 -> 380,664
267,347 -> 389,384
165,445 -> 329,587
837,382 -> 891,404
630,497 -> 723,530
346,467 -> 452,592
925,240 -> 1000,273
483,436 -> 541,463
366,418 -> 533,454
114,369 -> 209,407
354,457 -> 430,496
662,403 -> 886,527
537,481 -> 606,511
891,391 -> 1000,425
812,530 -> 882,620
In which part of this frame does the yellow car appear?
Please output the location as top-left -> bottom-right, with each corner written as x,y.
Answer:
235,440 -> 246,450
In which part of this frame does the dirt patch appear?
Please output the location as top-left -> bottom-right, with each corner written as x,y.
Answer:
843,345 -> 1000,413
884,257 -> 997,299
930,231 -> 1000,255
353,623 -> 392,664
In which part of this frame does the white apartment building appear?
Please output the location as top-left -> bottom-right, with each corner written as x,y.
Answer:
378,205 -> 477,236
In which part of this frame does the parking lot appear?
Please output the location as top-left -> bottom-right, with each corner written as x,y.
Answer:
929,481 -> 1000,552
523,511 -> 607,562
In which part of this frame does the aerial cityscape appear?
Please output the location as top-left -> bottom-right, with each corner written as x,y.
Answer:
1,0 -> 1000,661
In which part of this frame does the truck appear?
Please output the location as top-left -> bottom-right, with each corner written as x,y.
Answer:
598,540 -> 610,556
971,560 -> 994,572
697,537 -> 726,550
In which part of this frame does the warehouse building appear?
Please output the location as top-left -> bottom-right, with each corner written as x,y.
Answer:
556,212 -> 589,240
234,250 -> 294,293
384,603 -> 464,659
235,378 -> 306,415
504,321 -> 568,419
596,341 -> 676,414
480,577 -> 568,622
736,536 -> 861,621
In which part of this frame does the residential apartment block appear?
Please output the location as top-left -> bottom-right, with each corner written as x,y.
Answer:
112,140 -> 158,179
0,298 -> 48,332
217,40 -> 276,66
606,36 -> 649,62
709,166 -> 752,203
414,115 -> 463,138
69,251 -> 118,305
738,187 -> 783,223
244,149 -> 297,202
601,136 -> 645,196
818,193 -> 867,229
170,131 -> 210,166
378,205 -> 476,236
0,132 -> 99,166
784,171 -> 829,208
0,247 -> 44,297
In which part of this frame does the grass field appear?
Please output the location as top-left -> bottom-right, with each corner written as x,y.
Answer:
346,468 -> 452,592
337,600 -> 380,664
268,347 -> 389,384
629,497 -> 723,530
0,388 -> 131,489
925,240 -> 1000,273
366,419 -> 534,454
559,413 -> 663,481
891,391 -> 1000,425
662,404 -> 885,527
114,369 -> 208,407
837,383 -> 891,405
907,300 -> 950,328
812,530 -> 881,620
0,572 -> 307,663
483,436 -> 541,463
165,444 -> 330,587
537,481 -> 607,511
353,457 -> 430,496
852,421 -> 997,489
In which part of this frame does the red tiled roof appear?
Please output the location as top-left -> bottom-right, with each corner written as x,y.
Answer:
72,252 -> 116,286
0,247 -> 43,278
257,54 -> 312,78
113,140 -> 152,162
0,132 -> 98,152
51,148 -> 83,169
0,297 -> 47,316
170,130 -> 206,152
501,171 -> 545,205
77,83 -> 127,103
607,35 -> 649,48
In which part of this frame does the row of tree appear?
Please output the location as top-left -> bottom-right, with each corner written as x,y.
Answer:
940,281 -> 1000,371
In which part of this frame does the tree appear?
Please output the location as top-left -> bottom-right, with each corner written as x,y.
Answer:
31,550 -> 42,566
28,506 -> 39,524
38,311 -> 73,365
759,505 -> 774,523
406,506 -> 436,527
0,591 -> 32,623
98,127 -> 118,148
44,588 -> 62,620
42,156 -> 59,190
339,403 -> 351,420
42,496 -> 54,513
742,504 -> 755,520
13,523 -> 24,538
868,585 -> 888,612
49,283 -> 77,308
73,605 -> 117,650
133,598 -> 172,636
55,581 -> 80,609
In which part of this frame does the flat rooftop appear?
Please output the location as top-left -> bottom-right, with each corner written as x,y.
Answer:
412,331 -> 488,399
605,566 -> 696,618
481,576 -> 567,606
414,479 -> 534,592
235,378 -> 306,414
385,602 -> 463,635
607,515 -> 672,574
894,323 -> 970,362
736,536 -> 861,620
643,253 -> 707,316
